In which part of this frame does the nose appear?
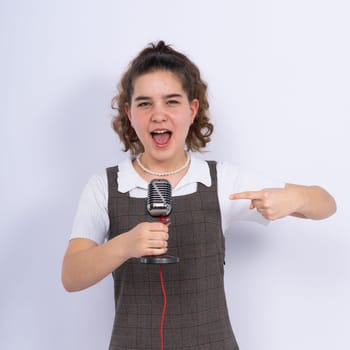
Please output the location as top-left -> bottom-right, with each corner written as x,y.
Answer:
151,103 -> 167,122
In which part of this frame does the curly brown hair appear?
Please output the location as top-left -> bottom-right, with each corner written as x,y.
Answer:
111,41 -> 213,155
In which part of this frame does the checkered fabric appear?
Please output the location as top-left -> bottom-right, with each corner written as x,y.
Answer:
107,161 -> 239,350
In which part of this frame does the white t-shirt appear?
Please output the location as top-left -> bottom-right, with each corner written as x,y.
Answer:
70,155 -> 285,244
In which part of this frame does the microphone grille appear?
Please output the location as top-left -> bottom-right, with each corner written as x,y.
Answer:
147,179 -> 172,217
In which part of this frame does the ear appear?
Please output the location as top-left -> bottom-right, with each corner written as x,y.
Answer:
125,103 -> 132,122
190,99 -> 199,122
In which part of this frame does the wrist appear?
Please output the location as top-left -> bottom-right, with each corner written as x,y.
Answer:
109,234 -> 132,263
285,183 -> 308,217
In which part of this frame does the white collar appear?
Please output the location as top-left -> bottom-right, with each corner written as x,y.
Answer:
117,153 -> 212,193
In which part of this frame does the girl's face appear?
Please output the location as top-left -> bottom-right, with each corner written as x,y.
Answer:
125,70 -> 199,167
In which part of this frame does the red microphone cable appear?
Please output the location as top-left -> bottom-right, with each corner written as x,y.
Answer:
159,215 -> 170,350
159,264 -> 167,350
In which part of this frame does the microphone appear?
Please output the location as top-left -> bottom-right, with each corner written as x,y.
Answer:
147,179 -> 172,217
140,179 -> 180,264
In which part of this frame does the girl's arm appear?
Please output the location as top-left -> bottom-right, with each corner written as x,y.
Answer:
62,222 -> 169,292
230,184 -> 336,221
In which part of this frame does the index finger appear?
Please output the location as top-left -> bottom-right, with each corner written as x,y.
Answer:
229,191 -> 265,200
148,222 -> 169,231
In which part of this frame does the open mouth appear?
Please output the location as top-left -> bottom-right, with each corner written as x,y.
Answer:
150,130 -> 172,146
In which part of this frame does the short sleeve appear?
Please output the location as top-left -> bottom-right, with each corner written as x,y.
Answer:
70,173 -> 109,244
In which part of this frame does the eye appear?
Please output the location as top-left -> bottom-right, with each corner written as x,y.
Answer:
137,101 -> 151,108
167,99 -> 180,106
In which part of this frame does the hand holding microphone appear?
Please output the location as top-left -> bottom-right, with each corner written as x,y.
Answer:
124,222 -> 169,258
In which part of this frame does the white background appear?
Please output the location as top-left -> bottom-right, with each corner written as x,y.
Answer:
1,1 -> 349,349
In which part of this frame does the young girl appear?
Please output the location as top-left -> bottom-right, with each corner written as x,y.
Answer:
62,41 -> 336,350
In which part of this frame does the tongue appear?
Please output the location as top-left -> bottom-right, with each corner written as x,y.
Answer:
153,133 -> 171,145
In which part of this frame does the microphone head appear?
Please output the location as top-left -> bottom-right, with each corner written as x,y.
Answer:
147,179 -> 172,217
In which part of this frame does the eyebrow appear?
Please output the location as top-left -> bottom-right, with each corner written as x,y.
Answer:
133,93 -> 184,101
